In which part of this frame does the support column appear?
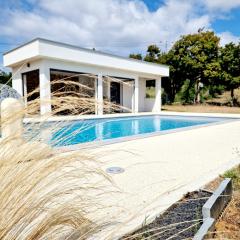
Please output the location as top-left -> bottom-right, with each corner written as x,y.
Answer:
106,78 -> 111,113
153,77 -> 161,112
97,73 -> 103,115
39,63 -> 51,115
131,81 -> 134,113
134,76 -> 139,113
95,78 -> 97,114
107,79 -> 111,101
12,70 -> 23,97
22,74 -> 27,107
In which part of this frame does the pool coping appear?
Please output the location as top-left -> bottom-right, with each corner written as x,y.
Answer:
53,115 -> 240,152
23,111 -> 240,123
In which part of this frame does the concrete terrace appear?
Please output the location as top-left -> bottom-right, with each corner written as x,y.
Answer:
75,112 -> 240,239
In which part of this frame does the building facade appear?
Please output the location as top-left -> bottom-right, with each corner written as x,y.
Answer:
3,38 -> 169,115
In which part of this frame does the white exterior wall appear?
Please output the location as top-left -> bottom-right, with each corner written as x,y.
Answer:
139,78 -> 155,112
133,77 -> 139,113
39,61 -> 51,115
97,73 -> 103,115
5,44 -> 168,114
11,59 -> 163,114
122,83 -> 133,112
4,39 -> 169,77
144,99 -> 155,112
139,78 -> 162,112
12,59 -> 43,96
138,78 -> 145,112
43,59 -> 140,80
153,78 -> 161,112
5,38 -> 169,115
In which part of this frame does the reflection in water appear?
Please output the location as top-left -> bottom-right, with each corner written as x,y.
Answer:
154,116 -> 161,132
95,122 -> 103,141
132,119 -> 139,135
48,116 -> 219,146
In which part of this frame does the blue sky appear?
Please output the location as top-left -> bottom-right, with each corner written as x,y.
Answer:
212,7 -> 240,36
1,0 -> 240,71
143,0 -> 165,11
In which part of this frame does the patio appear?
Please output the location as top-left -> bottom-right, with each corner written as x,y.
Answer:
79,112 -> 240,238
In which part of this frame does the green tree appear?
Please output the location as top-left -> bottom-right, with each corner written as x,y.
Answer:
219,42 -> 240,105
0,70 -> 12,86
165,31 -> 221,103
129,31 -> 226,104
157,51 -> 179,102
144,45 -> 161,63
129,53 -> 143,60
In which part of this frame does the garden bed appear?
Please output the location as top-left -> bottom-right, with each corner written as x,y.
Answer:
123,190 -> 211,240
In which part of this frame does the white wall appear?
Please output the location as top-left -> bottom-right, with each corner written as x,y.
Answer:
38,39 -> 169,76
122,83 -> 133,112
139,78 -> 156,112
10,58 -> 162,114
139,78 -> 162,112
138,78 -> 145,112
144,99 -> 155,112
12,59 -> 43,96
4,39 -> 169,78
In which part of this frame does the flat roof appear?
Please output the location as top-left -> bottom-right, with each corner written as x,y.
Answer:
3,38 -> 168,68
3,38 -> 169,77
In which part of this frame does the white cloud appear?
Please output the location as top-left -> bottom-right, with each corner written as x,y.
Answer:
203,0 -> 240,12
0,0 -> 239,56
218,31 -> 240,46
0,0 -> 212,55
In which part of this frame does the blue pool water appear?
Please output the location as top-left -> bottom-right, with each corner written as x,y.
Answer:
51,115 -> 225,147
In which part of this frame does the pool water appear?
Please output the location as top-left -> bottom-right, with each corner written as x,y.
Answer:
51,115 -> 224,147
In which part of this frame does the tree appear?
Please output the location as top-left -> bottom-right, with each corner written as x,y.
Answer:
144,45 -> 161,62
129,53 -> 143,60
220,42 -> 240,105
162,31 -> 221,103
0,70 -> 12,86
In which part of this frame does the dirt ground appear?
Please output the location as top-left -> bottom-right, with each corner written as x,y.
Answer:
162,104 -> 240,114
212,166 -> 240,239
162,89 -> 240,114
213,191 -> 240,239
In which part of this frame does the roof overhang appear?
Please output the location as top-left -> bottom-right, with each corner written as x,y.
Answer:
3,38 -> 169,77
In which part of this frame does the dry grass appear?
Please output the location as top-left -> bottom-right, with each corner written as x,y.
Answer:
206,88 -> 240,105
162,104 -> 240,114
163,88 -> 240,114
213,192 -> 240,239
1,75 -> 239,239
0,77 -> 132,239
211,166 -> 240,239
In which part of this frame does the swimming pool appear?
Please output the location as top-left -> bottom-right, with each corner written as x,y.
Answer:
51,115 -> 227,147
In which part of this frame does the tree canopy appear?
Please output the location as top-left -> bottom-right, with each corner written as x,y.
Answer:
0,70 -> 12,86
219,42 -> 240,105
129,31 -> 240,106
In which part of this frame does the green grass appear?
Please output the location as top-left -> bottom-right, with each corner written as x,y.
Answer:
223,165 -> 240,190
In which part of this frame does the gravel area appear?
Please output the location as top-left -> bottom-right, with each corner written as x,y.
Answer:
123,191 -> 211,240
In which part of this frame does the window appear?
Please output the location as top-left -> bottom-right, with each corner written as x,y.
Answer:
146,80 -> 156,98
22,69 -> 40,114
50,69 -> 96,115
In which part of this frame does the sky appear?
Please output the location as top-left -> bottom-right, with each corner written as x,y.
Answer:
0,0 -> 240,71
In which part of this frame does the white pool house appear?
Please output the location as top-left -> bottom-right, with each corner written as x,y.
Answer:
3,38 -> 169,115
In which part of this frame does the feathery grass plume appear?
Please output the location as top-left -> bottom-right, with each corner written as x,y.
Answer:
0,75 -> 133,239
1,72 -> 230,240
